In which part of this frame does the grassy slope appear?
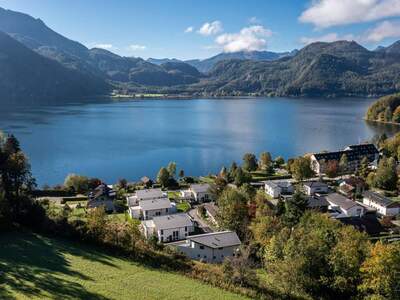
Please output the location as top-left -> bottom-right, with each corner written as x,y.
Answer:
0,231 -> 249,300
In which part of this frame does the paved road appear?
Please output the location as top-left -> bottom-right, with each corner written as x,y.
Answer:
188,207 -> 213,233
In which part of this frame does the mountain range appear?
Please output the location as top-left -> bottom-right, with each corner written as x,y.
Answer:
1,6 -> 400,104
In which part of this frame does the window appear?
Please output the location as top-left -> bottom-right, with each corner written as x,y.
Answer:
161,237 -> 163,242
200,245 -> 204,250
218,247 -> 223,250
213,256 -> 216,260
166,208 -> 169,213
160,230 -> 164,235
197,254 -> 200,258
185,226 -> 187,232
204,256 -> 207,259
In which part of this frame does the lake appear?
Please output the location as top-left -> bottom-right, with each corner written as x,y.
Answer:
1,97 -> 398,186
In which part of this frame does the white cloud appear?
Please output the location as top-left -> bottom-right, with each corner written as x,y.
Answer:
249,16 -> 261,24
184,26 -> 194,33
94,43 -> 114,50
299,0 -> 400,28
129,44 -> 146,51
300,32 -> 355,44
363,20 -> 400,42
215,25 -> 272,53
198,21 -> 223,36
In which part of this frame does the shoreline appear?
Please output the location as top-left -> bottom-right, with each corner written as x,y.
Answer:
363,118 -> 400,126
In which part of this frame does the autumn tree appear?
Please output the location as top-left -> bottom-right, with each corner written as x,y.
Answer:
167,161 -> 177,178
242,153 -> 258,172
157,167 -> 170,188
259,152 -> 272,171
359,242 -> 400,299
290,157 -> 314,181
326,160 -> 339,178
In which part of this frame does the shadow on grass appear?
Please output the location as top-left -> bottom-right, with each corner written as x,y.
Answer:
0,231 -> 111,300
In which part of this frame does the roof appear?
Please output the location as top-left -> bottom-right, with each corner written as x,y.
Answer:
141,176 -> 152,183
139,198 -> 171,211
135,188 -> 164,200
265,180 -> 292,189
190,184 -> 211,194
363,191 -> 400,208
89,184 -> 116,200
303,181 -> 328,189
313,143 -> 378,163
187,231 -> 241,249
341,177 -> 366,187
324,193 -> 361,210
308,196 -> 329,208
152,213 -> 193,229
338,215 -> 383,235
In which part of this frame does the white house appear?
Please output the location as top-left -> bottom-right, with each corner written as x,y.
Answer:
126,188 -> 167,207
173,231 -> 241,263
264,180 -> 294,198
141,213 -> 195,242
181,184 -> 213,203
363,191 -> 400,217
128,198 -> 176,220
87,183 -> 116,212
303,181 -> 329,196
324,193 -> 365,218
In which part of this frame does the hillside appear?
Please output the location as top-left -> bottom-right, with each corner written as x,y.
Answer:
185,50 -> 296,73
0,31 -> 110,105
193,40 -> 400,97
0,7 -> 201,88
0,231 -> 249,300
365,93 -> 400,123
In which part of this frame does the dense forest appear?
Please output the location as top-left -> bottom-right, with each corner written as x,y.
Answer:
366,93 -> 400,124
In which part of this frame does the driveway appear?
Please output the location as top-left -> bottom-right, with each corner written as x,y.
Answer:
188,207 -> 213,233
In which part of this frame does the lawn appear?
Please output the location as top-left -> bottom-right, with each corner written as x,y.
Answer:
0,231 -> 249,300
177,201 -> 191,212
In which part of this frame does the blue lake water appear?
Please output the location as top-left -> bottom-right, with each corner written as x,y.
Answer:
0,97 -> 398,186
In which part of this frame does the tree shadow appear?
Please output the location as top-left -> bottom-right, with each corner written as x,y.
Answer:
0,231 -> 112,299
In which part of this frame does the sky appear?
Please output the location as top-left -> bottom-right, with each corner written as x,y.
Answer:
1,0 -> 400,60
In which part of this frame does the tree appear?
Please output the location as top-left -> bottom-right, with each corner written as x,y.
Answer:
283,191 -> 308,227
209,176 -> 227,199
358,156 -> 370,179
219,166 -> 228,180
339,154 -> 348,174
234,167 -> 251,187
274,156 -> 285,168
326,160 -> 339,178
374,157 -> 398,191
157,167 -> 170,188
64,174 -> 89,194
359,242 -> 400,299
167,162 -> 177,179
290,157 -> 314,181
259,152 -> 272,171
178,169 -> 185,178
242,153 -> 257,172
216,188 -> 249,239
229,162 -> 238,181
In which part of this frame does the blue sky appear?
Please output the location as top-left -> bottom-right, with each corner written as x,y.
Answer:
1,0 -> 400,59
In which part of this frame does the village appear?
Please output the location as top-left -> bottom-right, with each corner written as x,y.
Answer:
49,141 -> 400,264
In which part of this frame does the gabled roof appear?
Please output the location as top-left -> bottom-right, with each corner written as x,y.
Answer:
308,196 -> 329,208
303,181 -> 328,189
139,198 -> 171,211
152,213 -> 193,229
187,231 -> 241,249
90,183 -> 116,200
190,184 -> 211,193
265,180 -> 292,189
135,188 -> 164,200
363,191 -> 400,208
324,193 -> 361,210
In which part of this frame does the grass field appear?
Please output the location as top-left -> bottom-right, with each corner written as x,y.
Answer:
0,231 -> 249,300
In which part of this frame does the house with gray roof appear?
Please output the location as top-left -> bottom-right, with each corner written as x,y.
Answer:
126,188 -> 167,206
172,231 -> 241,263
181,184 -> 213,203
141,213 -> 194,242
128,197 -> 176,220
323,193 -> 365,218
303,181 -> 329,196
363,191 -> 400,216
87,183 -> 116,212
264,180 -> 294,198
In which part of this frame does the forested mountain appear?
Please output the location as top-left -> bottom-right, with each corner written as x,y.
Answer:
0,31 -> 110,105
0,7 -> 202,88
185,50 -> 297,73
188,40 -> 400,97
